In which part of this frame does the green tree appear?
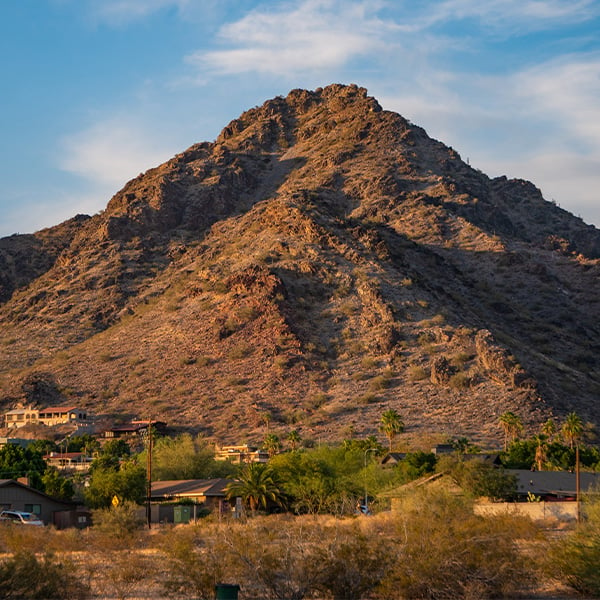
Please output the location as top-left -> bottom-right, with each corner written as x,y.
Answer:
499,411 -> 523,451
262,433 -> 281,458
84,459 -> 146,509
139,434 -> 235,481
0,443 -> 46,490
66,434 -> 101,455
225,463 -> 285,514
562,412 -> 584,449
41,468 -> 74,501
379,409 -> 404,451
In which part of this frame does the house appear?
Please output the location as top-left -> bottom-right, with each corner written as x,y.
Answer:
215,444 -> 269,464
0,437 -> 30,448
102,420 -> 166,439
0,479 -> 75,526
508,469 -> 600,501
38,406 -> 88,427
43,452 -> 93,472
3,407 -> 39,429
381,452 -> 407,466
150,478 -> 234,523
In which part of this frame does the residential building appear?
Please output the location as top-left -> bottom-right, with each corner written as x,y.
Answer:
102,420 -> 166,439
150,478 -> 233,523
215,444 -> 269,464
0,479 -> 74,526
3,407 -> 39,429
38,406 -> 88,427
43,452 -> 93,472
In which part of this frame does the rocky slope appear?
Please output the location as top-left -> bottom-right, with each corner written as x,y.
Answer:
1,84 -> 599,446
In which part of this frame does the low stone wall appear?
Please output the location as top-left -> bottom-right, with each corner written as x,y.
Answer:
474,501 -> 579,522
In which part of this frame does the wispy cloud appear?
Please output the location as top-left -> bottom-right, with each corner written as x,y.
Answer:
188,0 -> 400,77
59,116 -> 177,189
425,0 -> 600,32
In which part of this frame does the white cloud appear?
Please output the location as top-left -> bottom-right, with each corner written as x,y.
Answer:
514,54 -> 600,150
59,116 -> 178,189
188,0 -> 400,77
426,0 -> 600,32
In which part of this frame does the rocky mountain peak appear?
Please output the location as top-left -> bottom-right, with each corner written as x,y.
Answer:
0,85 -> 599,446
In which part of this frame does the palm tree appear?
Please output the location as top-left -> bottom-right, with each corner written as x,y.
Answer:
533,435 -> 547,471
541,418 -> 557,442
262,433 -> 281,458
499,411 -> 523,451
379,409 -> 404,451
562,412 -> 584,449
286,430 -> 301,451
225,463 -> 285,513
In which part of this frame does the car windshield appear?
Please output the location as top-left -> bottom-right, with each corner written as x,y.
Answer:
21,513 -> 39,522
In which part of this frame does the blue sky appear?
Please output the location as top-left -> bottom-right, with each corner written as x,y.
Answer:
1,0 -> 599,237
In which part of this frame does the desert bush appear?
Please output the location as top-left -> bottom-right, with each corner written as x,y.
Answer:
315,521 -> 394,600
548,496 -> 600,596
369,373 -> 392,391
219,517 -> 327,600
160,525 -> 228,600
379,490 -> 537,599
98,551 -> 153,600
88,501 -> 145,549
407,365 -> 428,381
0,551 -> 90,599
448,371 -> 471,389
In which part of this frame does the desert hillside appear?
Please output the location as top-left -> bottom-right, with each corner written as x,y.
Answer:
1,84 -> 599,446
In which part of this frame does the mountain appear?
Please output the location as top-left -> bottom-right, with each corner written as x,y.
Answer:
1,83 -> 599,446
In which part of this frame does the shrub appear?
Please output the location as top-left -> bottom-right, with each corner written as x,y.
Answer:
0,551 -> 90,599
379,490 -> 537,599
548,497 -> 600,596
407,365 -> 428,381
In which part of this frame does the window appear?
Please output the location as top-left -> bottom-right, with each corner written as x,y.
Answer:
24,504 -> 41,515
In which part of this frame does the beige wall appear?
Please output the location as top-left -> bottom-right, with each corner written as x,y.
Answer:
474,501 -> 579,522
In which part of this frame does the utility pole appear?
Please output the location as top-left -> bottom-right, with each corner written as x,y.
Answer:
363,448 -> 376,514
576,444 -> 581,523
146,419 -> 153,529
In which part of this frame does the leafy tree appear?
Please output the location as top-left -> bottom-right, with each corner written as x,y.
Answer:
225,463 -> 285,513
442,457 -> 517,501
27,439 -> 59,456
379,409 -> 404,451
101,438 -> 131,459
84,459 -> 146,508
499,411 -> 523,451
139,434 -> 235,481
0,443 -> 46,490
66,433 -> 101,455
41,468 -> 74,501
562,412 -> 584,449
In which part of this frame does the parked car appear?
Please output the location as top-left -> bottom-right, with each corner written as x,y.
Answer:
0,510 -> 44,526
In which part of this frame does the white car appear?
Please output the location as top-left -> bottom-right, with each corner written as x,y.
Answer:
0,510 -> 44,526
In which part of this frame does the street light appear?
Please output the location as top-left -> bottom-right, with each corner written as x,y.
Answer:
363,448 -> 377,514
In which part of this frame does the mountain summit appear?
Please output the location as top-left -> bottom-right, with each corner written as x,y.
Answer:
1,84 -> 599,445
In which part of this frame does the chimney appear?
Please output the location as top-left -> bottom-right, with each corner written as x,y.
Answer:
17,476 -> 30,487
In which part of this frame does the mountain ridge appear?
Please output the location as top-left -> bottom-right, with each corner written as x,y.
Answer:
1,83 -> 598,446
